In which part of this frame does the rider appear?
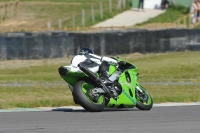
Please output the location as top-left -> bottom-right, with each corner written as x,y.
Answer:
70,47 -> 118,84
70,48 -> 126,100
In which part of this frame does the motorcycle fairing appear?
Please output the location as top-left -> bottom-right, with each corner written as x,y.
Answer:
59,65 -> 100,88
106,69 -> 137,108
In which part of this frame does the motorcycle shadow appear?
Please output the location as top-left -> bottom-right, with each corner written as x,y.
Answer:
52,107 -> 140,112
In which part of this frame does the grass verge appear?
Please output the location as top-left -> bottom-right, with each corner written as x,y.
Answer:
0,51 -> 200,108
136,5 -> 189,26
144,84 -> 200,103
0,0 -> 131,31
0,86 -> 74,109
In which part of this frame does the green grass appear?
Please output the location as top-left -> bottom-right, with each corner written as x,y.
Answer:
118,52 -> 200,82
136,5 -> 189,26
0,1 -> 193,31
144,84 -> 200,103
0,51 -> 200,108
0,58 -> 70,83
196,25 -> 200,29
0,86 -> 74,108
0,0 -> 131,30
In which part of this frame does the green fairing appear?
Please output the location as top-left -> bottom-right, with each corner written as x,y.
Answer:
106,69 -> 138,108
108,65 -> 116,75
62,71 -> 86,87
107,57 -> 138,108
62,69 -> 100,87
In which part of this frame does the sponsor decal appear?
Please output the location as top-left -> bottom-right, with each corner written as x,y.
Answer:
122,89 -> 135,104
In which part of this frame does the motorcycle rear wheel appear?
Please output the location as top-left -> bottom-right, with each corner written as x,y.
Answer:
135,84 -> 153,110
73,80 -> 105,112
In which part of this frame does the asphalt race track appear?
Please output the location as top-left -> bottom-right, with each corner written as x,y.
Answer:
0,105 -> 200,133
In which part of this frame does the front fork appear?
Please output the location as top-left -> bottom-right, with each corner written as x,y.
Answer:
135,84 -> 148,102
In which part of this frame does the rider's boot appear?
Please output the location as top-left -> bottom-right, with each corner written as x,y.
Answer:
100,71 -> 113,84
100,71 -> 118,99
99,61 -> 118,99
99,61 -> 113,84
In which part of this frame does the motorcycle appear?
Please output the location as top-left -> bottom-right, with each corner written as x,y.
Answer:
58,57 -> 153,112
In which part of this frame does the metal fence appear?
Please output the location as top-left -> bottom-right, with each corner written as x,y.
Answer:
1,10 -> 198,33
0,0 -> 132,32
0,0 -> 19,22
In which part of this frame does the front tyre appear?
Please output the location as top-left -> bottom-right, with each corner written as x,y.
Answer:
73,80 -> 105,112
135,84 -> 153,110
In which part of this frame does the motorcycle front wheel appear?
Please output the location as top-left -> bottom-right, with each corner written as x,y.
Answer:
135,84 -> 153,110
73,80 -> 105,112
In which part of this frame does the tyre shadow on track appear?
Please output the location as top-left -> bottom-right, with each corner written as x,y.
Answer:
52,107 -> 140,112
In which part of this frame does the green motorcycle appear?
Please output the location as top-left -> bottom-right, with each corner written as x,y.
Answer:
58,57 -> 153,112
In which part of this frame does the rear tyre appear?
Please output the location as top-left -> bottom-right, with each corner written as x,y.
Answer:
73,80 -> 105,112
135,84 -> 153,110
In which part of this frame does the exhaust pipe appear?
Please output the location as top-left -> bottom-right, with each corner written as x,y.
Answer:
78,63 -> 112,98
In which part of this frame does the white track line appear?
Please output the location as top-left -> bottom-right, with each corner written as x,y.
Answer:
0,102 -> 200,112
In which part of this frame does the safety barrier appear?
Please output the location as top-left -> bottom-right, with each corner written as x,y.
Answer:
0,29 -> 200,60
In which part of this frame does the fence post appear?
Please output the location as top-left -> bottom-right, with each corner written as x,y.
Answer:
100,1 -> 103,19
194,11 -> 197,28
117,0 -> 122,10
15,0 -> 19,17
10,2 -> 13,19
177,19 -> 180,28
4,3 -> 8,20
122,0 -> 126,9
58,19 -> 62,28
91,5 -> 94,23
82,9 -> 85,26
189,12 -> 192,29
183,16 -> 186,28
109,0 -> 112,12
72,13 -> 75,28
47,22 -> 51,29
8,2 -> 11,19
0,5 -> 2,22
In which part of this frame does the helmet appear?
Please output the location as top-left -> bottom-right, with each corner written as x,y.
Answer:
79,48 -> 94,55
